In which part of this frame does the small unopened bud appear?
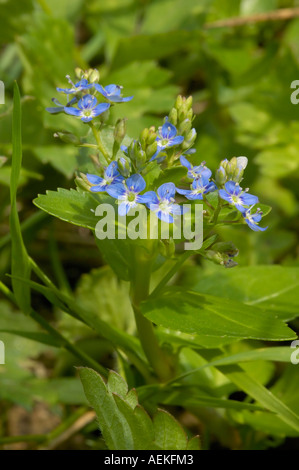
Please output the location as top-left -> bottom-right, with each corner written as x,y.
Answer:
182,128 -> 196,149
175,95 -> 183,110
212,241 -> 239,258
75,67 -> 84,79
54,132 -> 80,145
140,128 -> 149,147
186,96 -> 193,110
178,118 -> 192,135
205,248 -> 238,268
147,126 -> 157,145
169,108 -> 178,126
89,69 -> 100,83
215,164 -> 226,187
75,174 -> 91,191
146,141 -> 158,159
113,118 -> 127,151
118,156 -> 131,178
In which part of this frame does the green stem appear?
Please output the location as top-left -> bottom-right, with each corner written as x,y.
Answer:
88,122 -> 110,161
130,247 -> 174,382
211,196 -> 222,224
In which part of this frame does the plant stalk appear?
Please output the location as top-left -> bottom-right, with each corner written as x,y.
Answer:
130,246 -> 174,382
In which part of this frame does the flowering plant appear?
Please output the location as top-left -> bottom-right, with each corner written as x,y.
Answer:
7,72 -> 297,451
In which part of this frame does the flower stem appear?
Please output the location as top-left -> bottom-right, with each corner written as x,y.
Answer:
130,246 -> 174,382
88,122 -> 110,162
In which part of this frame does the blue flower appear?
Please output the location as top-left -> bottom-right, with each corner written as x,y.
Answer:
94,84 -> 133,103
57,77 -> 93,94
180,156 -> 212,180
86,161 -> 122,192
151,121 -> 184,161
146,183 -> 184,223
64,94 -> 110,122
219,181 -> 258,213
106,174 -> 154,215
176,176 -> 216,200
243,208 -> 268,232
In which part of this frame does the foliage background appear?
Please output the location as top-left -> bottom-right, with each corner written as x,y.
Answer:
0,0 -> 299,450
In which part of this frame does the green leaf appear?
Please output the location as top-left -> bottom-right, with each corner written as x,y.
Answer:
152,409 -> 187,450
193,265 -> 299,321
79,368 -> 200,450
33,188 -> 100,231
0,329 -> 61,348
9,82 -> 31,313
198,350 -> 299,435
142,287 -> 296,341
33,188 -> 134,280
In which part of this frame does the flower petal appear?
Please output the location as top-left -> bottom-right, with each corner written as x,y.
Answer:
78,94 -> 97,110
169,135 -> 184,146
64,107 -> 82,116
105,84 -> 121,96
86,174 -> 103,185
219,189 -> 233,203
161,122 -> 177,139
94,83 -> 108,98
90,185 -> 106,192
240,193 -> 259,206
137,191 -> 158,204
157,182 -> 176,200
225,181 -> 241,195
180,156 -> 192,170
118,201 -> 131,216
106,183 -> 126,198
93,102 -> 110,116
105,161 -> 119,178
126,174 -> 146,193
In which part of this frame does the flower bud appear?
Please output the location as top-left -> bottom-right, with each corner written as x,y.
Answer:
182,128 -> 196,149
54,132 -> 80,145
89,69 -> 100,83
147,126 -> 157,145
118,156 -> 131,178
75,67 -> 84,79
178,118 -> 192,135
140,128 -> 149,147
146,141 -> 158,159
212,241 -> 239,258
113,118 -> 127,156
205,249 -> 238,268
175,95 -> 183,110
215,165 -> 226,186
215,156 -> 247,186
186,96 -> 193,110
76,173 -> 92,191
168,108 -> 178,126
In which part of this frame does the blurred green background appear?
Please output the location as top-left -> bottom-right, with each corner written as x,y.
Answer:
1,0 -> 299,449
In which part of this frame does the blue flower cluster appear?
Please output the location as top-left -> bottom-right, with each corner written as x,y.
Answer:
86,137 -> 267,230
219,181 -> 267,231
177,156 -> 216,200
47,75 -> 133,122
87,161 -> 184,223
48,73 -> 268,232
